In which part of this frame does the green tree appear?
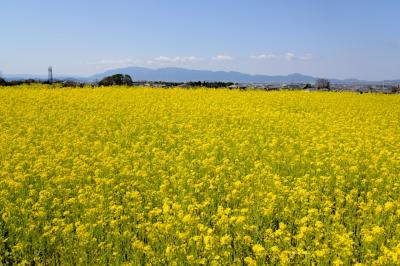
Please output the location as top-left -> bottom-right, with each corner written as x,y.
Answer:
98,74 -> 134,86
315,79 -> 330,90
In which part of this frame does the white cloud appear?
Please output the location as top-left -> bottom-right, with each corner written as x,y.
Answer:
285,52 -> 313,61
212,55 -> 233,61
285,52 -> 296,61
149,56 -> 203,64
90,58 -> 141,70
250,54 -> 278,60
251,52 -> 312,61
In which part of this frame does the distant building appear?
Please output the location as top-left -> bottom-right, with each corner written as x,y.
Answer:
228,84 -> 248,90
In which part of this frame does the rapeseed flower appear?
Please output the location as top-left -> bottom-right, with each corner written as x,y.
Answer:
0,85 -> 399,264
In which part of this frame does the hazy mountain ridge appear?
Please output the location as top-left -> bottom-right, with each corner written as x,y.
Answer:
90,67 -> 318,83
4,67 -> 400,84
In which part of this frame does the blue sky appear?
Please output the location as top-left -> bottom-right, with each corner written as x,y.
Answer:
1,0 -> 399,80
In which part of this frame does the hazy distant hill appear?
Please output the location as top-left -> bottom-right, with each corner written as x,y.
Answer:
90,67 -> 318,83
4,74 -> 84,82
5,67 -> 400,84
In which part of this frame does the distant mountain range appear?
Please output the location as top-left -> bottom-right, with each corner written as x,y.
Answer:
90,67 -> 319,83
4,74 -> 84,82
4,67 -> 400,84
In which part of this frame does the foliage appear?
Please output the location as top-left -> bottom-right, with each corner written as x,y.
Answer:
0,85 -> 399,265
391,86 -> 400,94
98,74 -> 133,86
315,79 -> 330,90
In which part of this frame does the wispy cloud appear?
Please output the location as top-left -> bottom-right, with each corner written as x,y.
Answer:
148,56 -> 203,65
250,54 -> 278,60
285,52 -> 313,61
284,52 -> 296,61
251,52 -> 312,61
212,55 -> 233,61
90,52 -> 313,71
90,58 -> 140,70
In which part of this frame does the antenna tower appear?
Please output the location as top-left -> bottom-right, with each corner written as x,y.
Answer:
48,66 -> 53,83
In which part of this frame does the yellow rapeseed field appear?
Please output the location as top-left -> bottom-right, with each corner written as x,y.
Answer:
0,85 -> 399,265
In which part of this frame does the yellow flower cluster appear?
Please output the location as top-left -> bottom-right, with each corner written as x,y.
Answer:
0,85 -> 399,265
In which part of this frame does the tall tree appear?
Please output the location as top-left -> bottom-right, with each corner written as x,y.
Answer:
315,79 -> 330,90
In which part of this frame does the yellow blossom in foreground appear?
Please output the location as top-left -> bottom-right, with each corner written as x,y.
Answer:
0,85 -> 399,265
252,244 -> 266,257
